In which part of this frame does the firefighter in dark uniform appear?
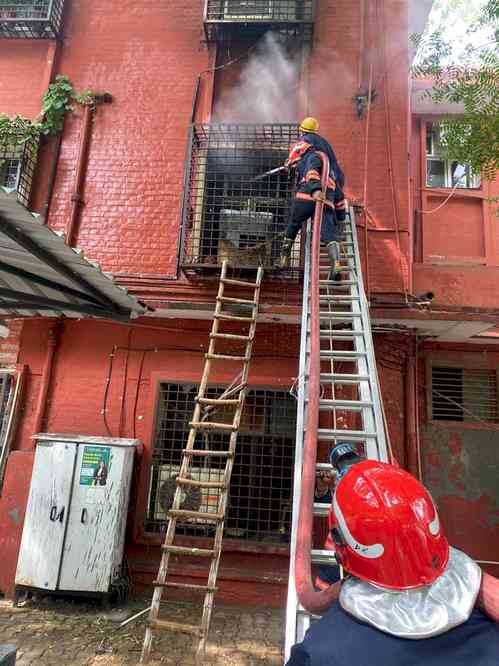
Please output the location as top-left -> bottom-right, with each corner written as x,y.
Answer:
280,117 -> 346,277
286,444 -> 499,666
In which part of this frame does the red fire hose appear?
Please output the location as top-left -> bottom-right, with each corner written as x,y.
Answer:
294,151 -> 341,615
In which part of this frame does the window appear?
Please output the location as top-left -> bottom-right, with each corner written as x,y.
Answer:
0,371 -> 18,487
145,382 -> 297,542
426,123 -> 480,189
182,124 -> 301,273
0,136 -> 38,207
431,366 -> 498,423
0,0 -> 65,39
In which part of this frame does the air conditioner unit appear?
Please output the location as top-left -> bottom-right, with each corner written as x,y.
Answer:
151,464 -> 224,524
219,209 -> 274,247
223,0 -> 274,20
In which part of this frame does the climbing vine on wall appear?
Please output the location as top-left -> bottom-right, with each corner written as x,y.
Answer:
0,75 -> 95,150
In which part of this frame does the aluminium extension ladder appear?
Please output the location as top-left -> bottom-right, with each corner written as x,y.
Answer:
284,206 -> 391,660
141,260 -> 264,665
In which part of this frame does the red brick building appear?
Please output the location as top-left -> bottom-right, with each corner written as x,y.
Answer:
0,0 -> 498,604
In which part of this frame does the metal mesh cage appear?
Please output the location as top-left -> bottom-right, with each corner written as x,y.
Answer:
0,135 -> 39,208
204,0 -> 314,42
145,383 -> 297,542
0,0 -> 65,38
181,123 -> 302,277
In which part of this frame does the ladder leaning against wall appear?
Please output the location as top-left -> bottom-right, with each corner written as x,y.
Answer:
141,260 -> 264,665
284,182 -> 392,656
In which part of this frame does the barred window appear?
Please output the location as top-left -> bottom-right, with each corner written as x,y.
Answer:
431,366 -> 498,424
146,383 -> 296,543
0,137 -> 38,208
0,372 -> 16,486
0,1 -> 65,39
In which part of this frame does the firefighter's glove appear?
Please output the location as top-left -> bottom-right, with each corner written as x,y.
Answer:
312,190 -> 325,202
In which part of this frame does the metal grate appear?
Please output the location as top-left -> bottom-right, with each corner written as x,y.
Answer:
0,135 -> 39,207
204,0 -> 314,42
181,123 -> 302,276
0,372 -> 14,486
0,0 -> 65,38
431,366 -> 499,423
146,382 -> 297,542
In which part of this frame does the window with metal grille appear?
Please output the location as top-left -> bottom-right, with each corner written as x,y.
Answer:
431,366 -> 498,423
426,123 -> 480,189
204,0 -> 315,42
0,372 -> 16,486
182,124 -> 302,276
145,383 -> 296,542
0,136 -> 38,207
0,0 -> 65,39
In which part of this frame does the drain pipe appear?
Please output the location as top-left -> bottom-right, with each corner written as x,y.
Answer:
66,93 -> 113,247
32,321 -> 60,437
405,339 -> 418,477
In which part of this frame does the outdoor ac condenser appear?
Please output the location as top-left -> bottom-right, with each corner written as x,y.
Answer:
15,434 -> 139,598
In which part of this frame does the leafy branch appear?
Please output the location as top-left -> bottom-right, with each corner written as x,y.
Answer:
0,75 -> 95,150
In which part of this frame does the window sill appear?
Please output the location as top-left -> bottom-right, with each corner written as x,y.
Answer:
428,420 -> 499,432
422,187 -> 484,199
135,530 -> 291,556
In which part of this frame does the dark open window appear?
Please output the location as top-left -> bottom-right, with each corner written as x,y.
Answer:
431,366 -> 498,423
181,123 -> 301,276
0,0 -> 65,38
145,382 -> 296,543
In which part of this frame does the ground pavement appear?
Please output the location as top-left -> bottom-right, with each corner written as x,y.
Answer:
0,598 -> 285,666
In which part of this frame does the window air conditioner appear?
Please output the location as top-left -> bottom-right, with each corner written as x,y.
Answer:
219,209 -> 274,247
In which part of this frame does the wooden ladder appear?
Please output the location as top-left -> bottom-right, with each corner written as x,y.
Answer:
141,260 -> 264,665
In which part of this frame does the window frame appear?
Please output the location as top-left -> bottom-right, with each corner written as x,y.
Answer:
0,365 -> 26,492
426,356 -> 499,430
425,122 -> 481,190
133,372 -> 296,555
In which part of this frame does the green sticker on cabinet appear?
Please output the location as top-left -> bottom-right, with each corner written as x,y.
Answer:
79,445 -> 111,486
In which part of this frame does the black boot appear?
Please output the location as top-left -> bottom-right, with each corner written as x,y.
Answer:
279,237 -> 294,269
326,241 -> 342,281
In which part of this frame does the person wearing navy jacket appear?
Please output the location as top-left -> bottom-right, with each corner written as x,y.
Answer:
279,117 -> 346,276
286,444 -> 499,666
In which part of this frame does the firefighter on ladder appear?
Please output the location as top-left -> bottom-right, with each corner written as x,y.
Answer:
287,443 -> 499,665
279,117 -> 346,277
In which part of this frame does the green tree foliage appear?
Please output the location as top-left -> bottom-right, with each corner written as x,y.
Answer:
414,0 -> 499,178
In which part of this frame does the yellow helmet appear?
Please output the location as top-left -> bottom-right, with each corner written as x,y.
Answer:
299,117 -> 319,133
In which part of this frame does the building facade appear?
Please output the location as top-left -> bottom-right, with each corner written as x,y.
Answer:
0,0 -> 497,604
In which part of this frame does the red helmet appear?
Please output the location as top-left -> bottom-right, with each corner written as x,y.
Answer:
329,460 -> 449,590
285,140 -> 312,167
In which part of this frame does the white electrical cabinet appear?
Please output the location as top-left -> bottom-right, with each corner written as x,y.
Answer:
15,434 -> 139,596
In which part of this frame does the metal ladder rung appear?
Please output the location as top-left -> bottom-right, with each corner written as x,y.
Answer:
317,428 -> 378,441
197,397 -> 241,406
190,420 -> 237,431
149,619 -> 202,636
176,477 -> 227,489
153,581 -> 218,593
319,280 -> 358,286
313,502 -> 330,517
311,550 -> 338,565
319,399 -> 373,411
221,277 -> 258,288
319,295 -> 360,302
210,332 -> 251,341
319,351 -> 367,360
319,331 -> 364,340
319,373 -> 370,383
162,545 -> 215,557
168,509 -> 224,522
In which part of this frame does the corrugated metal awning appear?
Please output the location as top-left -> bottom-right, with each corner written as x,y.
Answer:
0,189 -> 147,320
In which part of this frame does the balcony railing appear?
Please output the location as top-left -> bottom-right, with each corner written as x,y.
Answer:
0,0 -> 65,38
204,0 -> 314,43
0,135 -> 39,207
180,123 -> 301,277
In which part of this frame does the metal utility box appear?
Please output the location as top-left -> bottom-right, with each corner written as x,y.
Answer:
15,434 -> 139,596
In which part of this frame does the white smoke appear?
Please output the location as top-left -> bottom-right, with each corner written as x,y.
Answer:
213,32 -> 300,122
